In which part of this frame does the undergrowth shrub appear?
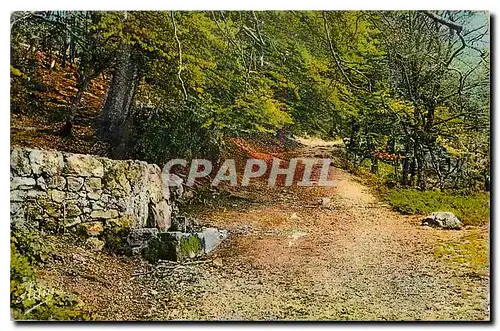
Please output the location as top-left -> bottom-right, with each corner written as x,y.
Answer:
11,224 -> 53,265
131,100 -> 224,165
10,226 -> 94,320
384,189 -> 490,226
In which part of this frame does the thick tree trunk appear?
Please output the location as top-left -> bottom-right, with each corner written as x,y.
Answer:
97,48 -> 138,159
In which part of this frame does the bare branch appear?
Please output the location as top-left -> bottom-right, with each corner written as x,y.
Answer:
170,11 -> 188,100
422,11 -> 463,34
422,11 -> 466,66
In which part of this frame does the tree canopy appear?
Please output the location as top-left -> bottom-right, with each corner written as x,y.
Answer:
10,10 -> 490,190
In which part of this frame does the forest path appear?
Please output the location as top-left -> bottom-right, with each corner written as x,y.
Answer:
152,139 -> 489,320
40,139 -> 489,320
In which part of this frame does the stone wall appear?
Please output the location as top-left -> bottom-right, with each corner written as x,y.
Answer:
10,148 -> 172,235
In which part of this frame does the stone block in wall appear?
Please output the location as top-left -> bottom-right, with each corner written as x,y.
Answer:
11,177 -> 36,190
11,149 -> 32,176
29,149 -> 64,176
67,177 -> 84,191
10,190 -> 27,202
90,209 -> 119,220
84,177 -> 102,191
48,189 -> 66,203
87,190 -> 102,200
66,154 -> 104,177
48,176 -> 66,190
11,202 -> 23,216
42,201 -> 62,218
36,177 -> 47,190
62,216 -> 81,228
65,201 -> 82,217
27,190 -> 48,200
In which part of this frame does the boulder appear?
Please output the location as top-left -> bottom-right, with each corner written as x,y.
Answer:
421,211 -> 462,230
143,232 -> 204,262
141,227 -> 227,263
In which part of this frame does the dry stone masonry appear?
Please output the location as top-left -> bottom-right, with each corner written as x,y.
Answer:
10,147 -> 227,260
10,147 -> 172,233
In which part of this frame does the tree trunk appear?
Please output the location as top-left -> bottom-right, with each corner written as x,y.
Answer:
416,150 -> 426,190
484,173 -> 490,192
371,157 -> 378,174
409,157 -> 416,186
60,76 -> 91,137
401,157 -> 409,186
97,48 -> 138,159
394,159 -> 399,181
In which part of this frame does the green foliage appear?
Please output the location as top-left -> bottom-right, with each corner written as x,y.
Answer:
10,66 -> 24,77
10,10 -> 489,189
179,235 -> 203,259
10,244 -> 34,283
384,189 -> 490,226
11,225 -> 53,265
10,233 -> 93,320
132,99 -> 224,164
103,218 -> 133,256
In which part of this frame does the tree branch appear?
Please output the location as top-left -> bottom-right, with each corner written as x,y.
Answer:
170,11 -> 188,100
422,11 -> 466,66
322,11 -> 370,92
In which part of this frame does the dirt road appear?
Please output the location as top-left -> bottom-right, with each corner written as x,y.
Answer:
40,140 -> 490,321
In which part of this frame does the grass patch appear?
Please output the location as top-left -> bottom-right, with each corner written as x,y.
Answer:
384,189 -> 490,226
434,230 -> 489,274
